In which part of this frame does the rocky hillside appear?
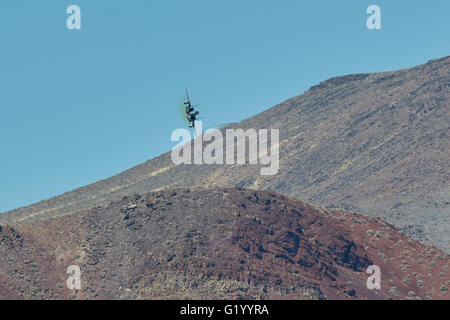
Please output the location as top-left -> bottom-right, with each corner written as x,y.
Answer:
0,188 -> 448,299
1,56 -> 449,252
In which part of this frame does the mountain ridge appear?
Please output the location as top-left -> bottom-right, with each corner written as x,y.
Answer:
1,188 -> 448,299
1,56 -> 449,252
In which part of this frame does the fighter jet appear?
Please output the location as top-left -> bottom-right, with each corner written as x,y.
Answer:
184,89 -> 200,133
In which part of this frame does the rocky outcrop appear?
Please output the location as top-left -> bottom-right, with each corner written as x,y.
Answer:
1,188 -> 448,300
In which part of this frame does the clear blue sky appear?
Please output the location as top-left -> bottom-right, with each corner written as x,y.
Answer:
0,0 -> 449,212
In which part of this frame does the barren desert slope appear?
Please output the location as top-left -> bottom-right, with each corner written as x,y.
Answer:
1,56 -> 449,252
0,188 -> 448,299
